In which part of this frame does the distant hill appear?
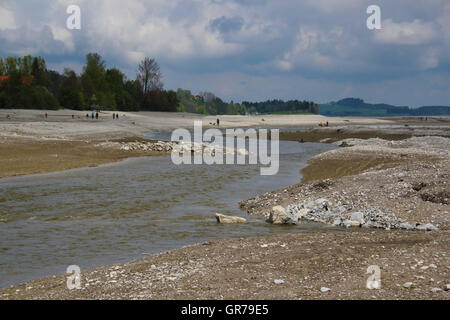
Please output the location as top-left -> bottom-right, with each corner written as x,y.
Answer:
319,98 -> 450,117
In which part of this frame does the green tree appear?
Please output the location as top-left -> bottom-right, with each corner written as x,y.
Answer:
58,69 -> 84,109
31,57 -> 47,86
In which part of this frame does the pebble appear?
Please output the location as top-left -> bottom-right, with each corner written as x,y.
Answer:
403,282 -> 415,289
320,287 -> 331,293
274,280 -> 285,285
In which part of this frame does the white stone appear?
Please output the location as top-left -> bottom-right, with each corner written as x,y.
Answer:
215,213 -> 247,224
267,206 -> 297,225
343,220 -> 361,228
350,212 -> 365,224
416,223 -> 438,231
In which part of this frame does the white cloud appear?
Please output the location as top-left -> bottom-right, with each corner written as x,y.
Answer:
374,19 -> 439,45
0,6 -> 16,30
49,26 -> 75,52
275,26 -> 351,72
419,47 -> 439,70
305,0 -> 362,13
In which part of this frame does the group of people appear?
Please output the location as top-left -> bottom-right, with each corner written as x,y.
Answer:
44,111 -> 121,121
86,112 -> 99,120
319,121 -> 329,127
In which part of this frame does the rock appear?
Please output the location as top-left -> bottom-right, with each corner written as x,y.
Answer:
350,212 -> 365,224
274,280 -> 285,285
399,222 -> 415,230
445,284 -> 450,291
431,288 -> 443,293
332,218 -> 342,226
315,198 -> 329,209
403,282 -> 415,289
266,206 -> 297,225
304,201 -> 316,209
297,208 -> 309,219
320,287 -> 331,293
343,220 -> 361,228
416,223 -> 438,231
215,214 -> 247,224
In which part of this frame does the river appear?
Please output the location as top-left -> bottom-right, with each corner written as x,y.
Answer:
0,133 -> 337,288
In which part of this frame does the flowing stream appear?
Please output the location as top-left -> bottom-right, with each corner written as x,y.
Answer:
0,133 -> 338,288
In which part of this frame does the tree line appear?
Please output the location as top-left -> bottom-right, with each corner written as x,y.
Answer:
241,99 -> 319,115
0,53 -> 319,115
0,53 -> 178,111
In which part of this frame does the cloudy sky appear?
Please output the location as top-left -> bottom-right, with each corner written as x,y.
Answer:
0,0 -> 449,106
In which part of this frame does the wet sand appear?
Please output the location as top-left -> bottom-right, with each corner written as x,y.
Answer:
0,137 -> 164,179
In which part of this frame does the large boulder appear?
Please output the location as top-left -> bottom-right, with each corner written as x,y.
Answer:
266,206 -> 298,225
215,213 -> 247,224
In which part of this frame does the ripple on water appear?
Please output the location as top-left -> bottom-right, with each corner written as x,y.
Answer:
0,140 -> 338,289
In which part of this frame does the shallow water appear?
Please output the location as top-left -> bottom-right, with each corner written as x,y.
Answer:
0,134 -> 337,289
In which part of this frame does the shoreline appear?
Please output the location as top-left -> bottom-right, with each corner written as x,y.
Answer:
1,109 -> 448,179
0,111 -> 449,299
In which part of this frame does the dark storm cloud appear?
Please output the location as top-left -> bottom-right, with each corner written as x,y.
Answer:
210,16 -> 244,34
0,0 -> 449,106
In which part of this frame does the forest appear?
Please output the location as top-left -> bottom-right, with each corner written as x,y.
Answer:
0,53 -> 319,116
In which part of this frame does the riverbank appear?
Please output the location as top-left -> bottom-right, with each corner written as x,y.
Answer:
1,230 -> 448,300
0,109 -> 393,178
1,111 -> 449,299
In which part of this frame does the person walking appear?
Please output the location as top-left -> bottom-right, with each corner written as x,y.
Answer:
95,112 -> 99,120
91,112 -> 94,120
113,113 -> 115,120
116,113 -> 119,120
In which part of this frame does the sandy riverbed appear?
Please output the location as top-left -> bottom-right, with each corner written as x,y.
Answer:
0,110 -> 449,299
0,109 -> 398,178
0,109 -> 395,141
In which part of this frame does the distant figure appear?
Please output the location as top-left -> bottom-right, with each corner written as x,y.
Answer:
72,114 -> 74,119
113,113 -> 116,120
217,118 -> 220,126
319,122 -> 323,127
299,138 -> 304,143
86,113 -> 89,119
326,121 -> 329,127
45,112 -> 48,119
91,112 -> 94,119
116,114 -> 119,120
95,112 -> 99,120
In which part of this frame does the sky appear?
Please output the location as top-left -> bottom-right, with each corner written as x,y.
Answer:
0,0 -> 449,107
